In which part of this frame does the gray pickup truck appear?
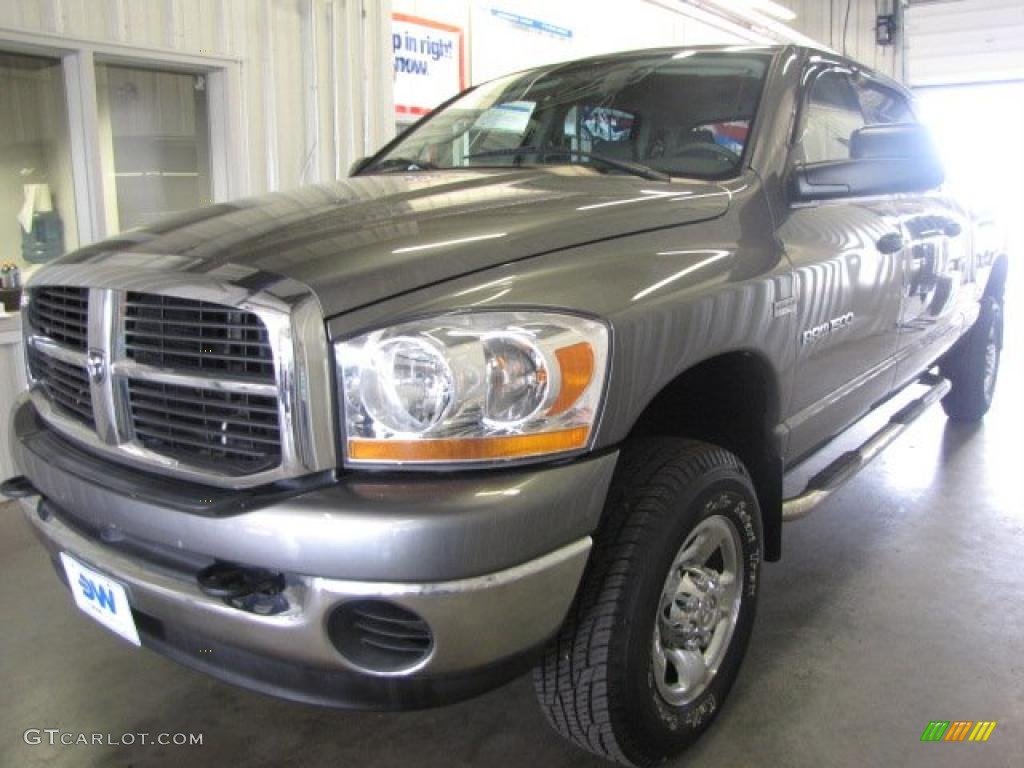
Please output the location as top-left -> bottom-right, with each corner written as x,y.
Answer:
3,45 -> 1007,766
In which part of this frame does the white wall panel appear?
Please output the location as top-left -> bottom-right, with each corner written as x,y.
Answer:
270,0 -> 306,189
778,0 -> 904,80
393,0 -> 749,88
906,0 -> 1024,86
123,0 -> 167,47
1,0 -> 396,203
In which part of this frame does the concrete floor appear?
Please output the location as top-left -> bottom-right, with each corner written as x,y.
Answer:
3,337 -> 1022,767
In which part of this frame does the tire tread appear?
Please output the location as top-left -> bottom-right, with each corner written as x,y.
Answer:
533,439 -> 748,766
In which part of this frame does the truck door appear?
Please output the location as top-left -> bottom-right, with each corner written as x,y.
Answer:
780,64 -> 905,464
849,77 -> 977,389
890,201 -> 975,387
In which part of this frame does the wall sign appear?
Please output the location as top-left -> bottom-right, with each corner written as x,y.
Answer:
392,13 -> 465,120
489,9 -> 573,40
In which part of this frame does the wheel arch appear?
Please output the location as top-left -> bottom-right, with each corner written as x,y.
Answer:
625,350 -> 785,561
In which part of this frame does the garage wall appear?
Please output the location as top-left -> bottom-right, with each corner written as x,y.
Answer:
0,0 -> 396,201
778,0 -> 905,79
393,0 -> 752,87
468,0 -> 751,83
0,0 -> 928,218
906,0 -> 1024,86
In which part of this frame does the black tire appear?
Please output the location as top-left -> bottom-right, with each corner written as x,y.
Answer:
533,438 -> 762,767
940,296 -> 1003,422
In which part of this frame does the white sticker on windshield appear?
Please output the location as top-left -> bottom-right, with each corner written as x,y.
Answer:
473,101 -> 536,133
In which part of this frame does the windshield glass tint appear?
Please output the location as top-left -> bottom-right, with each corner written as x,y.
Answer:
364,50 -> 771,179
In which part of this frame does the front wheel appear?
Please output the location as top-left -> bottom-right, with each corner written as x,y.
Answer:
533,439 -> 762,767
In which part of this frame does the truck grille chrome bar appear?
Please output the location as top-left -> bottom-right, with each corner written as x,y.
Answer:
22,275 -> 335,489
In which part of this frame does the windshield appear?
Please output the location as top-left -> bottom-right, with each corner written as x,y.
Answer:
362,50 -> 771,179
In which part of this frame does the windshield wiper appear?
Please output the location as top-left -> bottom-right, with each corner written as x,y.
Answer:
462,146 -> 671,182
363,157 -> 440,173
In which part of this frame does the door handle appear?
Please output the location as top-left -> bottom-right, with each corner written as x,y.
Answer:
876,232 -> 904,254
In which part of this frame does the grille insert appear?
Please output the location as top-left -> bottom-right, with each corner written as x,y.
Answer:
127,380 -> 282,474
27,347 -> 94,426
26,286 -> 297,482
28,287 -> 89,350
124,293 -> 275,381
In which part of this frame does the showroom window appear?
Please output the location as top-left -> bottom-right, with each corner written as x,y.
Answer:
0,51 -> 78,268
0,35 -> 241,271
95,63 -> 213,233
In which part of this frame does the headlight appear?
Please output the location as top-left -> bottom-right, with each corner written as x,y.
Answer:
336,311 -> 609,465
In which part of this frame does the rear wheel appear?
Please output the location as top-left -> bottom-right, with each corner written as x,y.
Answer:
941,296 -> 1002,422
533,439 -> 762,767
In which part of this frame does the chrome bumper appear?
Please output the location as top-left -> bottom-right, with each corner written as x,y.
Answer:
9,398 -> 614,708
10,396 -> 614,582
21,495 -> 589,697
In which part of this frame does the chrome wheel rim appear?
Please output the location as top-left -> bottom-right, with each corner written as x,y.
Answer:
652,514 -> 744,707
983,322 -> 999,400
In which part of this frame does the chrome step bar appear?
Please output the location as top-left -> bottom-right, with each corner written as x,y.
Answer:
782,374 -> 952,522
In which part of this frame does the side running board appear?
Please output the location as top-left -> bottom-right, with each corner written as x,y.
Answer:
782,373 -> 951,522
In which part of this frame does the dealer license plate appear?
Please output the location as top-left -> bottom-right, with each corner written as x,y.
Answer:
60,552 -> 141,646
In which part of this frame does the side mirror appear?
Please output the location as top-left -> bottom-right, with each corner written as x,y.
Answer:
791,123 -> 945,202
348,157 -> 370,176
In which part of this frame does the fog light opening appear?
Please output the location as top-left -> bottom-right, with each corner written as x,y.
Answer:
327,600 -> 433,674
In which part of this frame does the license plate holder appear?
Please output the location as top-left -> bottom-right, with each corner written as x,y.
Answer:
60,552 -> 141,646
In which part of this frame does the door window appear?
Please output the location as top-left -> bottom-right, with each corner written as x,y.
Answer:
797,70 -> 865,164
856,80 -> 915,125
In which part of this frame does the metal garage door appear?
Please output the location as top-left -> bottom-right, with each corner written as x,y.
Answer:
907,0 -> 1024,85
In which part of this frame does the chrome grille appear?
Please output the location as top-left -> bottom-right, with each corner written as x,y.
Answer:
26,346 -> 95,427
23,276 -> 334,489
127,380 -> 281,473
125,293 -> 275,380
28,286 -> 89,350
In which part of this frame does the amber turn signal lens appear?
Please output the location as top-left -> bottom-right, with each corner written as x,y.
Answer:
547,342 -> 595,416
348,426 -> 590,463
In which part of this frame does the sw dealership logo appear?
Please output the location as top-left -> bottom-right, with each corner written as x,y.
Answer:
78,573 -> 118,613
920,721 -> 997,742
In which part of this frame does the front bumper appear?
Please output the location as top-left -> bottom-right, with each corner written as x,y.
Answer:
9,398 -> 616,709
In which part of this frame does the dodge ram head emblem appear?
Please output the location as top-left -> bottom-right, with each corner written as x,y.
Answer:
86,349 -> 106,384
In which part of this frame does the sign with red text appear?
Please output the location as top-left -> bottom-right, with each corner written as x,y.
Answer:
392,13 -> 465,120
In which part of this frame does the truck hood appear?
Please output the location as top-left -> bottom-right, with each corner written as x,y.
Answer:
58,169 -> 732,317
